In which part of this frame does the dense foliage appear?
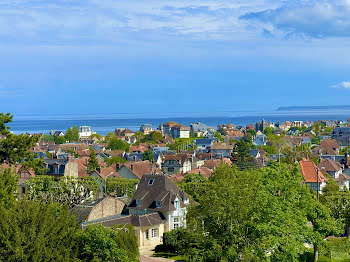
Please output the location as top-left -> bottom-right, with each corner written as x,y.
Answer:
176,164 -> 342,261
0,200 -> 79,261
65,126 -> 80,142
77,224 -> 138,262
25,176 -> 99,207
106,177 -> 138,198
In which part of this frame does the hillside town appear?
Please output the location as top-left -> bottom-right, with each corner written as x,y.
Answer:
3,114 -> 350,261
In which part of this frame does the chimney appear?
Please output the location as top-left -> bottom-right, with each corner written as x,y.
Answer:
134,182 -> 138,192
345,152 -> 349,169
130,164 -> 134,171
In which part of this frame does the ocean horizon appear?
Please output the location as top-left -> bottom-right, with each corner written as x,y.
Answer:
8,109 -> 350,135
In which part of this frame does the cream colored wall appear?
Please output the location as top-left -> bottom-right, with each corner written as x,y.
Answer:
139,223 -> 165,247
64,162 -> 78,178
87,197 -> 125,222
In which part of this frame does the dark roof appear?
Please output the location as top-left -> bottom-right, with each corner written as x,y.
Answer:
82,212 -> 166,228
70,198 -> 105,223
128,174 -> 189,213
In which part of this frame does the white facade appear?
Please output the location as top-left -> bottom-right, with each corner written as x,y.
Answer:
79,126 -> 94,138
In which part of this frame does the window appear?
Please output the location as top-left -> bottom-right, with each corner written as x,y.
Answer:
184,198 -> 189,204
148,179 -> 154,185
174,200 -> 180,209
22,187 -> 26,194
173,217 -> 179,230
155,201 -> 161,208
136,199 -> 141,206
151,228 -> 158,238
145,230 -> 149,240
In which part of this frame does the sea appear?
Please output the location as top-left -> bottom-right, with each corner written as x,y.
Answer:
8,110 -> 350,135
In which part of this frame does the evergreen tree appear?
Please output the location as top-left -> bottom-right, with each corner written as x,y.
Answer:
0,168 -> 18,208
87,149 -> 99,174
142,149 -> 154,161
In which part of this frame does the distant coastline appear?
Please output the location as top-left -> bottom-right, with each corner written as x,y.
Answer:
277,105 -> 350,111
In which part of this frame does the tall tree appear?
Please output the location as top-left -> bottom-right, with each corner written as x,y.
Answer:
0,168 -> 18,208
187,164 -> 340,261
87,149 -> 99,174
65,126 -> 79,142
0,200 -> 78,261
142,150 -> 154,161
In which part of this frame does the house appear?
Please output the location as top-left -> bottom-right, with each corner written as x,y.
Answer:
332,127 -> 350,146
56,143 -> 88,152
318,158 -> 350,189
318,158 -> 343,179
129,145 -> 148,154
82,174 -> 190,248
0,163 -> 35,197
44,158 -> 79,178
162,122 -> 190,138
319,139 -> 339,154
210,142 -> 234,157
71,196 -> 127,224
190,122 -> 210,136
115,128 -> 135,138
124,153 -> 143,162
49,130 -> 65,136
253,133 -> 267,146
185,166 -> 213,179
90,167 -> 120,194
117,161 -> 156,180
162,154 -> 192,174
79,126 -> 94,139
140,124 -> 153,135
128,174 -> 190,245
194,138 -> 215,150
201,159 -> 222,170
299,159 -> 327,194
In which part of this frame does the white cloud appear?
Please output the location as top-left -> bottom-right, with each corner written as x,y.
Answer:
240,0 -> 350,39
331,81 -> 350,89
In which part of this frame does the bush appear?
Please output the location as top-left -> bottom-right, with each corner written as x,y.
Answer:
163,228 -> 196,254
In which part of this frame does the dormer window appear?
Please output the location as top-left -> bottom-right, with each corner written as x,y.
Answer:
155,201 -> 161,208
136,199 -> 142,206
148,179 -> 154,185
174,200 -> 180,209
184,198 -> 189,204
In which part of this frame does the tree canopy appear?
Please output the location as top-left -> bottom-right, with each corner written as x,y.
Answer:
65,126 -> 79,142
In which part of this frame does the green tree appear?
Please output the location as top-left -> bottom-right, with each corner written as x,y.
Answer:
0,168 -> 18,208
186,164 -> 340,261
140,131 -> 163,144
142,150 -> 154,161
87,149 -> 99,174
105,156 -> 127,166
108,138 -> 130,152
0,113 -> 44,173
54,135 -> 66,144
65,126 -> 79,142
106,178 -> 138,197
263,126 -> 275,136
247,129 -> 257,137
77,224 -> 138,262
0,200 -> 78,261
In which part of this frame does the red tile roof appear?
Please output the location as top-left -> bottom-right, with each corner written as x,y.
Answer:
186,167 -> 213,179
300,159 -> 327,183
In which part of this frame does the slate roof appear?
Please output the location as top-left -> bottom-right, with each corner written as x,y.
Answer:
334,173 -> 350,182
128,174 -> 189,213
318,158 -> 342,172
82,212 -> 166,228
70,198 -> 105,224
320,139 -> 339,149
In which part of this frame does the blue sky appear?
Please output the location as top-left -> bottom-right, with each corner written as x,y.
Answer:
1,0 -> 350,116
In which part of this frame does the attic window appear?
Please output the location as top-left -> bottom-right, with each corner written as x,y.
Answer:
136,199 -> 141,206
148,179 -> 154,185
155,201 -> 161,208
